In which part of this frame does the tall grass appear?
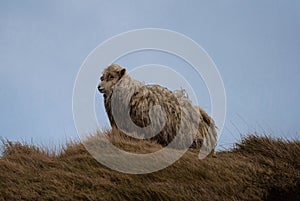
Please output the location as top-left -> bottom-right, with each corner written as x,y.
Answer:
0,131 -> 299,201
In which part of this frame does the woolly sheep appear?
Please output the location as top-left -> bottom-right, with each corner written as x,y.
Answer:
98,64 -> 217,150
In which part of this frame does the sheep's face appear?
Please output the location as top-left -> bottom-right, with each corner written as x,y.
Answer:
98,64 -> 126,95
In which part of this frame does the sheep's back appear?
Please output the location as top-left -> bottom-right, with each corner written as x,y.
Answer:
129,84 -> 181,146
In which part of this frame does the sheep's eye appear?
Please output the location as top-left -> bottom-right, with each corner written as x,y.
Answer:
108,75 -> 115,79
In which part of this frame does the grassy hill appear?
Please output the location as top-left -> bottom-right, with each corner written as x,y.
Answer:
0,131 -> 299,201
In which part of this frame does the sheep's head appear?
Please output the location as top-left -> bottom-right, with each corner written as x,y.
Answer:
98,64 -> 126,95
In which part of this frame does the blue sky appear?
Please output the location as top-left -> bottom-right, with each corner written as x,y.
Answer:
0,1 -> 299,149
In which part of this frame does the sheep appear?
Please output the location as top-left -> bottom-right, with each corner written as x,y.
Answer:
98,64 -> 217,151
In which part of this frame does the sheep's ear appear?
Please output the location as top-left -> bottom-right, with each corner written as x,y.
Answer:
119,68 -> 126,77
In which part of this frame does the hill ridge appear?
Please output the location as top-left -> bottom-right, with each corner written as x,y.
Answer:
0,133 -> 299,201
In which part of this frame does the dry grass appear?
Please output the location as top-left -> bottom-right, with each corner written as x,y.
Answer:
0,131 -> 299,201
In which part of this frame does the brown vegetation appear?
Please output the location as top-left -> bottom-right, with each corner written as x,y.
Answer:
0,132 -> 299,201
